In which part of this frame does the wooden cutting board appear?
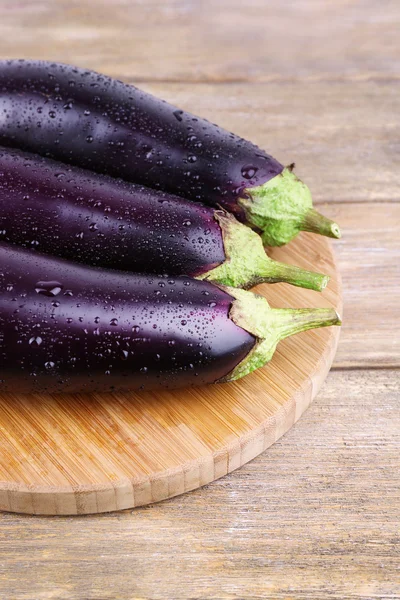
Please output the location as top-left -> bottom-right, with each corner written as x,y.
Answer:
0,232 -> 342,515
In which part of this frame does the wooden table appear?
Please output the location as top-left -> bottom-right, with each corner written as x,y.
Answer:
0,1 -> 399,597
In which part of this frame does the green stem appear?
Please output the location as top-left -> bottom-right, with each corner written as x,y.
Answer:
196,210 -> 329,292
301,208 -> 341,239
255,258 -> 329,291
217,287 -> 341,382
270,307 -> 342,340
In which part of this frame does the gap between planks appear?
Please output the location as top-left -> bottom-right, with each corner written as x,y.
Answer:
120,74 -> 400,85
331,365 -> 400,372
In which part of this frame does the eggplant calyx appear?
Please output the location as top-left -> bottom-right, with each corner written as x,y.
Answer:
238,167 -> 341,246
196,210 -> 329,292
218,287 -> 341,382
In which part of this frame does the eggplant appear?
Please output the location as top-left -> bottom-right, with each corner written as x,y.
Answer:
0,146 -> 328,291
0,244 -> 340,394
0,59 -> 340,246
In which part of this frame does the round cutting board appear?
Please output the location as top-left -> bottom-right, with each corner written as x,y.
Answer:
0,233 -> 342,515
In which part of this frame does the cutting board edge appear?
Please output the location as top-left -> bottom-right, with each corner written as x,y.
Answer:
0,237 -> 343,516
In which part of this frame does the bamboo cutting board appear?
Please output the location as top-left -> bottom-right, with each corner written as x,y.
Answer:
0,233 -> 341,515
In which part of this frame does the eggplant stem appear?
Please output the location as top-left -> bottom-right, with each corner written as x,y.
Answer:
256,258 -> 329,292
271,307 -> 342,340
218,288 -> 341,383
301,208 -> 341,239
198,210 -> 329,292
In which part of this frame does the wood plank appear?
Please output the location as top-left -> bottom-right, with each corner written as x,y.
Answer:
271,201 -> 400,368
327,202 -> 400,368
267,200 -> 400,368
0,0 -> 399,82
0,369 -> 398,599
141,80 -> 400,203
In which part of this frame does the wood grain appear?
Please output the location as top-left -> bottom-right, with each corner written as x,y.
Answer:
322,202 -> 400,368
0,369 -> 398,599
0,234 -> 341,515
0,0 -> 399,82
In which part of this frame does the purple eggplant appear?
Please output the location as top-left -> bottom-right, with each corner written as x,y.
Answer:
0,146 -> 328,291
0,244 -> 340,394
0,59 -> 340,246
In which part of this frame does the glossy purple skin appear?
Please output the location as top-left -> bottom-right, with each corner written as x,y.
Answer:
0,244 -> 255,394
0,146 -> 225,276
0,60 -> 283,221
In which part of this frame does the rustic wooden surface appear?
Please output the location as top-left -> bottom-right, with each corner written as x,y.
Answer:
0,0 -> 399,597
